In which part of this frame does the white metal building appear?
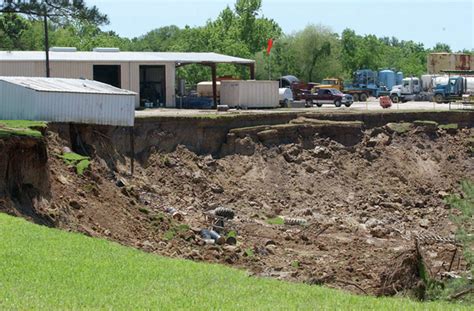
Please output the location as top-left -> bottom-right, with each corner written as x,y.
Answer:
0,50 -> 256,108
0,76 -> 136,126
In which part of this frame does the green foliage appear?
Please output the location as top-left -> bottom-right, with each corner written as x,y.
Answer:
446,181 -> 474,271
387,122 -> 413,134
227,230 -> 237,238
0,213 -> 470,310
138,208 -> 150,215
292,260 -> 300,268
0,1 -> 109,26
438,123 -> 459,130
59,152 -> 90,175
244,248 -> 255,257
266,216 -> 284,225
163,229 -> 176,241
437,181 -> 474,304
341,28 -> 442,78
0,120 -> 46,138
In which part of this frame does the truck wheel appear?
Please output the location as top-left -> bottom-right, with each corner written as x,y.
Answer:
391,94 -> 400,103
316,102 -> 322,107
434,94 -> 444,104
344,102 -> 352,107
352,94 -> 359,102
334,100 -> 342,107
360,93 -> 368,102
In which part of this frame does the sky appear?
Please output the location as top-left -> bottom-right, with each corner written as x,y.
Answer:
94,0 -> 473,51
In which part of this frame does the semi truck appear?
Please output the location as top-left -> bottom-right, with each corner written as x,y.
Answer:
316,69 -> 402,102
433,76 -> 474,103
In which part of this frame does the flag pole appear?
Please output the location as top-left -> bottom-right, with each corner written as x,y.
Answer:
268,51 -> 271,80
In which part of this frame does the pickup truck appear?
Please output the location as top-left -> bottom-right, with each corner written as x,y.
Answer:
306,88 -> 353,107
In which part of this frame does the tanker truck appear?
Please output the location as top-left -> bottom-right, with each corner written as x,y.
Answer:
389,75 -> 450,103
433,76 -> 474,103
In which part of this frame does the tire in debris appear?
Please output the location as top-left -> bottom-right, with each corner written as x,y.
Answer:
284,217 -> 307,226
214,207 -> 235,219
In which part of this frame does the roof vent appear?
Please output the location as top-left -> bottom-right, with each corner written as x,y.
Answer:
93,47 -> 120,53
49,47 -> 77,52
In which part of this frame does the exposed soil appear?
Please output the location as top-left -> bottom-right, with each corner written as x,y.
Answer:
1,116 -> 473,296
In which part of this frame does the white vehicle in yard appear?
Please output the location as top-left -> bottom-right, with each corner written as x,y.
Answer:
279,87 -> 294,106
390,77 -> 432,103
306,88 -> 353,107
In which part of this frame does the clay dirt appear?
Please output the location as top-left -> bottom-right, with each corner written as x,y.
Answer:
1,114 -> 473,297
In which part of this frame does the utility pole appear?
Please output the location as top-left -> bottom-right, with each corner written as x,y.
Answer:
43,13 -> 50,77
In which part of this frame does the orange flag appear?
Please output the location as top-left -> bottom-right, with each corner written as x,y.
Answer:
266,38 -> 273,55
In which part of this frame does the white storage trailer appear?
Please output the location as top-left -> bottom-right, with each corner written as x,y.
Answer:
220,80 -> 279,108
0,76 -> 136,126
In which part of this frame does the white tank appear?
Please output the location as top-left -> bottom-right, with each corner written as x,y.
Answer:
465,77 -> 474,92
197,81 -> 221,97
421,74 -> 436,91
279,87 -> 293,102
433,76 -> 449,88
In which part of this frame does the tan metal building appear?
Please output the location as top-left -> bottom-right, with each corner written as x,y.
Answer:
0,49 -> 255,108
427,53 -> 474,74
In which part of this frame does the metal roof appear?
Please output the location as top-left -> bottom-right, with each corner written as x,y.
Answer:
0,76 -> 137,95
0,51 -> 255,64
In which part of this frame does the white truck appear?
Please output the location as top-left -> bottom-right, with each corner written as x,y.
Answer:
390,76 -> 447,103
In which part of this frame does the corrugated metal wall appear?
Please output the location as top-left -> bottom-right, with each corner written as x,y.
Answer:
0,81 -> 34,119
220,80 -> 279,108
428,53 -> 474,74
0,60 -> 176,108
0,80 -> 135,126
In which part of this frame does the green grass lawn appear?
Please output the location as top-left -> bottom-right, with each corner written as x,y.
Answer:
0,213 -> 468,310
0,120 -> 46,138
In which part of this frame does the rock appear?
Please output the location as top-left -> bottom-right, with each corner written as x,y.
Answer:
234,137 -> 256,156
257,129 -> 280,144
365,218 -> 381,229
312,146 -> 331,159
370,226 -> 389,238
367,133 -> 391,147
57,174 -> 70,185
301,162 -> 316,173
69,200 -> 82,210
211,184 -> 224,194
164,158 -> 177,168
191,171 -> 204,183
419,219 -> 430,228
438,191 -> 450,199
115,178 -> 127,188
62,146 -> 72,154
414,120 -> 438,133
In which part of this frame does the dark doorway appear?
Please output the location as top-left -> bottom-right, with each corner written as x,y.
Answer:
93,65 -> 121,88
139,65 -> 166,107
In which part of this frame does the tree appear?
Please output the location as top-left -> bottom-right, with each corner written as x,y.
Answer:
431,42 -> 452,53
0,13 -> 29,49
291,25 -> 339,82
0,1 -> 108,25
1,0 -> 109,76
